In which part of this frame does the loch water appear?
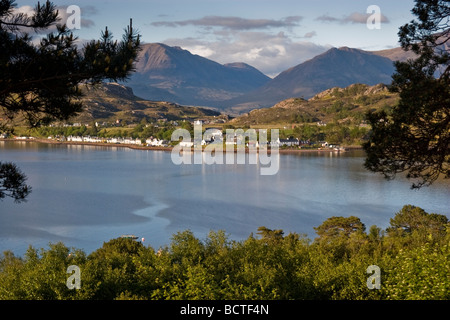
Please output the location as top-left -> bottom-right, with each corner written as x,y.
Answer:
1,141 -> 448,255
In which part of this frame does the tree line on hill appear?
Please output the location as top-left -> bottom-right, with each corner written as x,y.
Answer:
28,119 -> 179,143
0,205 -> 448,300
25,120 -> 368,147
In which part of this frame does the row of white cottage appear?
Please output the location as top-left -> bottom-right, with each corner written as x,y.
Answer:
65,135 -> 169,147
180,137 -> 303,147
64,135 -> 305,148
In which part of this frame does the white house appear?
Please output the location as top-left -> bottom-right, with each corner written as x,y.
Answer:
208,128 -> 223,139
275,138 -> 299,147
322,141 -> 340,149
247,141 -> 259,148
108,137 -> 120,144
147,138 -> 169,147
83,136 -> 103,143
67,135 -> 83,142
179,141 -> 194,147
121,137 -> 140,145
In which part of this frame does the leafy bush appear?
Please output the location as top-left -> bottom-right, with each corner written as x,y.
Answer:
0,205 -> 448,300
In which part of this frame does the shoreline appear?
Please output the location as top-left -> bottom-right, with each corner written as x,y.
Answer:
0,138 -> 364,154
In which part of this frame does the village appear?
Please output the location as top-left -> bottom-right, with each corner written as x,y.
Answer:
1,129 -> 345,152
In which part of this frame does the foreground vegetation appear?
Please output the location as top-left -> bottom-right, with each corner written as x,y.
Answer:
0,205 -> 448,300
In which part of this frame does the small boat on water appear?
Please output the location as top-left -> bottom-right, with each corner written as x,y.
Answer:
120,234 -> 139,240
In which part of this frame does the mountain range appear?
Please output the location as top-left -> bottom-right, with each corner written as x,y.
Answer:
127,43 -> 271,108
123,42 -> 414,114
224,47 -> 397,113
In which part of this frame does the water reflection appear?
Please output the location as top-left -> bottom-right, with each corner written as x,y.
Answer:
0,141 -> 448,255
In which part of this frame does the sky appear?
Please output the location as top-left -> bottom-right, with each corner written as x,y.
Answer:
15,0 -> 417,77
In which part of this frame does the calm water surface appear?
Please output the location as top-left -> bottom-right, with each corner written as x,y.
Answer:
0,141 -> 448,255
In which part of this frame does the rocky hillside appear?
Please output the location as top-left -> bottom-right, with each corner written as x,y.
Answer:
72,82 -> 222,124
231,83 -> 399,126
125,43 -> 271,107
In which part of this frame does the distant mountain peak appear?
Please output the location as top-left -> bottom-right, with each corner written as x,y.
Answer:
224,62 -> 253,69
337,46 -> 364,52
127,43 -> 270,107
223,46 -> 396,113
125,43 -> 402,114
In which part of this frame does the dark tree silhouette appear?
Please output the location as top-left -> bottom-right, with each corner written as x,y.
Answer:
0,0 -> 141,202
364,0 -> 449,188
0,161 -> 31,202
1,0 -> 141,127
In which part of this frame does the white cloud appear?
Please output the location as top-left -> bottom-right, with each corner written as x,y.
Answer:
344,12 -> 390,24
151,15 -> 303,30
316,11 -> 390,24
164,31 -> 330,77
315,14 -> 340,23
151,14 -> 329,77
303,31 -> 317,38
188,45 -> 216,58
57,5 -> 96,29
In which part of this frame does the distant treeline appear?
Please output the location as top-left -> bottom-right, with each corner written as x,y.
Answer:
0,204 -> 448,300
28,120 -> 180,142
291,122 -> 369,146
24,119 -> 369,147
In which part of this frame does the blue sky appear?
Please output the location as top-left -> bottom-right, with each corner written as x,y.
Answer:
17,0 -> 417,76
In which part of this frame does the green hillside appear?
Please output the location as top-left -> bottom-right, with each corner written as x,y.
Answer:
73,82 -> 223,124
1,82 -> 224,129
231,83 -> 399,127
